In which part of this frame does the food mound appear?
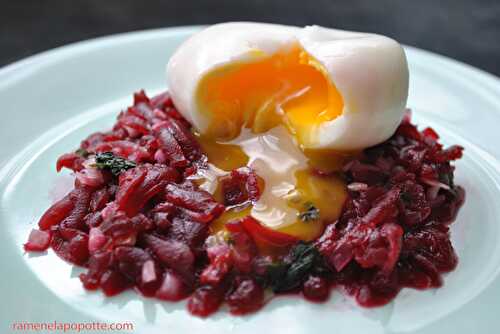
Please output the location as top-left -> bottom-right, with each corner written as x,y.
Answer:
24,90 -> 465,316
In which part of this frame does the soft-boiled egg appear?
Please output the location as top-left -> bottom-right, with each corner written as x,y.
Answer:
167,22 -> 408,150
166,22 -> 409,242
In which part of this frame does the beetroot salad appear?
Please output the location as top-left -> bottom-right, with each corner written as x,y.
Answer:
24,90 -> 465,317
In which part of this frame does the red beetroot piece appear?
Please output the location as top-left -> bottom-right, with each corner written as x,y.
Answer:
156,271 -> 188,301
116,164 -> 179,217
220,167 -> 261,206
24,229 -> 51,252
143,234 -> 195,280
165,181 -> 224,220
187,285 -> 225,317
226,278 -> 265,315
302,276 -> 330,302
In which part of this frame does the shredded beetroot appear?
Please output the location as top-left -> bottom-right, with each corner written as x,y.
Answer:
24,229 -> 51,252
25,92 -> 465,316
226,277 -> 264,315
219,167 -> 261,206
156,271 -> 188,301
316,112 -> 465,306
302,276 -> 330,302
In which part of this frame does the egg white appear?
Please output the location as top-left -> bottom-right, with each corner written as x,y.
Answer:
166,22 -> 409,150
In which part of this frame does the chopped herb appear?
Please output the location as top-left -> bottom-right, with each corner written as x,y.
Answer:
225,234 -> 235,245
267,242 -> 329,293
400,191 -> 412,204
93,152 -> 136,176
298,202 -> 320,222
75,148 -> 89,158
439,172 -> 454,188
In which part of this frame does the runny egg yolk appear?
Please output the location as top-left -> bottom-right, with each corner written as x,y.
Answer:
193,45 -> 351,244
196,45 -> 344,147
196,127 -> 350,243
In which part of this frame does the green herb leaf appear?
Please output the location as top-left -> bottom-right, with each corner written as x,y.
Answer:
439,172 -> 454,188
75,148 -> 89,158
400,191 -> 412,204
298,202 -> 320,222
93,152 -> 136,176
268,242 -> 328,293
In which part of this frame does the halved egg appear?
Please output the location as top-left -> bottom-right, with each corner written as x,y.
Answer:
166,22 -> 409,242
196,45 -> 344,146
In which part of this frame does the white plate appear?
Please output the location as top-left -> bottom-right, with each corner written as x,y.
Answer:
1,26 -> 499,334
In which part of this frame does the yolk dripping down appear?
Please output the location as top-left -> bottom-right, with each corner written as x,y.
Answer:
196,45 -> 344,147
198,127 -> 349,244
193,45 -> 350,245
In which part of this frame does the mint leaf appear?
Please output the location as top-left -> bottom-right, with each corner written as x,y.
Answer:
268,242 -> 328,293
75,148 -> 89,158
94,152 -> 136,176
298,202 -> 320,222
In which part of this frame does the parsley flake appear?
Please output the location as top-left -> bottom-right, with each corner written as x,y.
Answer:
75,148 -> 89,158
93,152 -> 136,176
267,242 -> 329,292
298,202 -> 320,222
